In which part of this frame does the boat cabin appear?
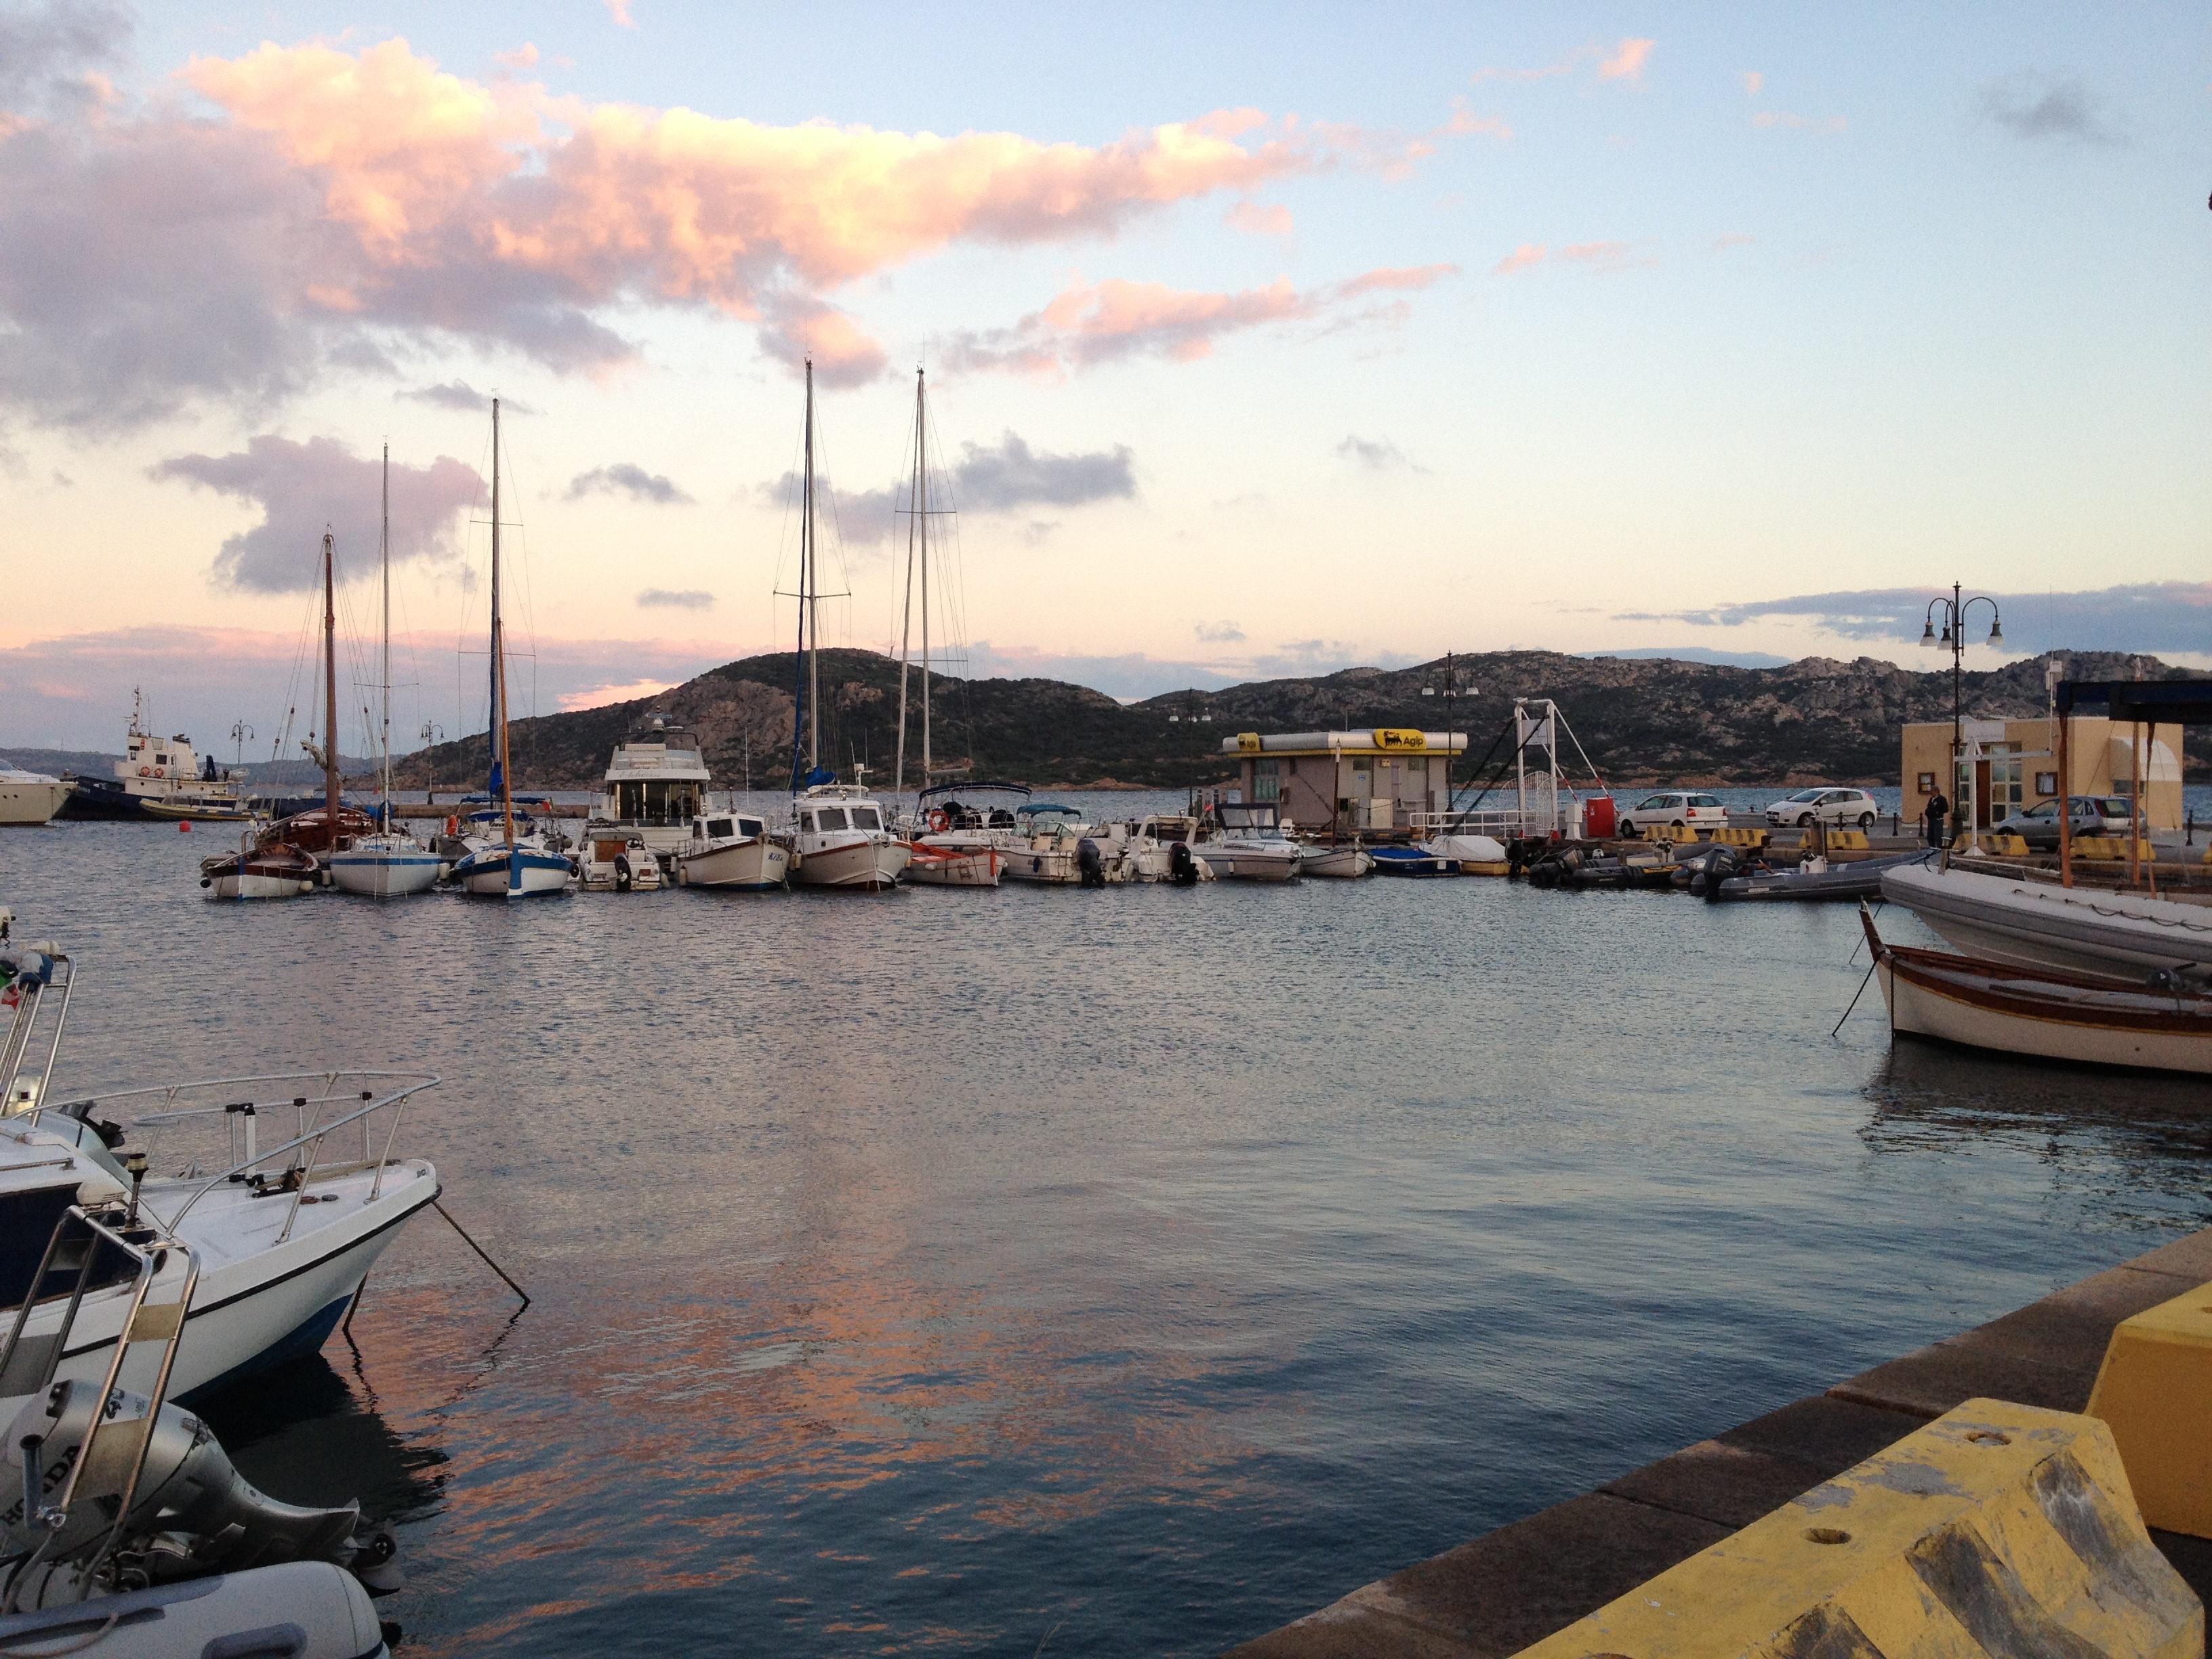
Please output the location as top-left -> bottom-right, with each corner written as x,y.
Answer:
797,800 -> 886,834
691,813 -> 769,846
1219,729 -> 1470,834
595,715 -> 712,855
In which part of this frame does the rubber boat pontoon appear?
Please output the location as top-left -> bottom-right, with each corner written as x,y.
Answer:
1880,861 -> 2212,983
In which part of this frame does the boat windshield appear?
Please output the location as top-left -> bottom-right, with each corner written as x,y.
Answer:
815,807 -> 849,832
1019,807 -> 1084,830
737,818 -> 764,838
851,806 -> 882,831
706,818 -> 735,839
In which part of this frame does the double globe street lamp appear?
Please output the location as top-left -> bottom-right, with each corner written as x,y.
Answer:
1920,583 -> 2003,847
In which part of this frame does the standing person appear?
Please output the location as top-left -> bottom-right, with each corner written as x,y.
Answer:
1923,787 -> 1950,848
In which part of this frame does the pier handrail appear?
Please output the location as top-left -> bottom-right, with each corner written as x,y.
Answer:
39,1069 -> 438,1240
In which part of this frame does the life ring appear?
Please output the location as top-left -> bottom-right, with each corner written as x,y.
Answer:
153,767 -> 165,778
139,766 -> 152,777
926,808 -> 950,833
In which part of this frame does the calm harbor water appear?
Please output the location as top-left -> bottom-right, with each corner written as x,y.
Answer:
4,803 -> 2209,1656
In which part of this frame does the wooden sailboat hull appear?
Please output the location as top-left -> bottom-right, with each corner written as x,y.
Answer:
328,845 -> 443,896
455,845 -> 573,897
677,838 -> 790,890
1863,909 -> 2212,1076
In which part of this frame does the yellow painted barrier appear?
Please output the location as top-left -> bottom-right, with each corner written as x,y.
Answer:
1984,833 -> 2032,856
1826,829 -> 1870,851
1511,1399 -> 2200,1659
1715,827 -> 1770,848
2078,836 -> 2156,861
2087,1280 -> 2212,1540
1663,824 -> 1703,844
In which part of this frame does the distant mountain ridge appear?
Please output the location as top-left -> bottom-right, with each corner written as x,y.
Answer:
383,648 -> 2204,793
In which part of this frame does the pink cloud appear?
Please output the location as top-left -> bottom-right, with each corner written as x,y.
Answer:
1492,243 -> 1549,275
1598,39 -> 1656,84
1713,232 -> 1757,252
560,677 -> 676,711
494,43 -> 540,70
604,0 -> 636,26
1227,201 -> 1294,237
1742,71 -> 1765,98
945,264 -> 1456,375
1492,240 -> 1654,277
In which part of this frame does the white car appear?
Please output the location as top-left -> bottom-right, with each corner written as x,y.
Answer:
1765,787 -> 1880,830
1618,791 -> 1729,834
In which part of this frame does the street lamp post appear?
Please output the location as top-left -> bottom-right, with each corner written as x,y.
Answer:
1422,653 -> 1477,819
1919,582 -> 2003,853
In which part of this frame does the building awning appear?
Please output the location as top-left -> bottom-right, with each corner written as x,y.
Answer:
2055,680 -> 2212,726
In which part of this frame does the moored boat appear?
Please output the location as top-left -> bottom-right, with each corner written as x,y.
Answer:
199,838 -> 319,899
1193,802 -> 1303,882
1370,846 -> 1456,877
1879,860 -> 2212,983
994,803 -> 1100,884
0,761 -> 70,827
675,808 -> 790,890
57,691 -> 250,822
1860,905 -> 2212,1076
586,714 -> 710,868
790,785 -> 908,890
1300,842 -> 1374,878
1717,849 -> 1928,902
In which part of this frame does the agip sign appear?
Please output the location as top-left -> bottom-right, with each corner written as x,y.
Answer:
1370,729 -> 1427,752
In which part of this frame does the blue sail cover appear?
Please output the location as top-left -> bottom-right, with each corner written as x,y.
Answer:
802,766 -> 836,787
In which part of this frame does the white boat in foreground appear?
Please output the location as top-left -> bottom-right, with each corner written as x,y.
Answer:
791,785 -> 908,890
1300,842 -> 1374,878
1860,905 -> 2212,1076
1880,860 -> 2212,983
1194,802 -> 1303,882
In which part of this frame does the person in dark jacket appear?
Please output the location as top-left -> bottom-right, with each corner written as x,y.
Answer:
1923,789 -> 1950,848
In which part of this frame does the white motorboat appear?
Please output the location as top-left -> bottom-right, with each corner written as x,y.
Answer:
676,808 -> 791,890
583,830 -> 665,891
586,715 -> 712,867
450,400 -> 574,900
1422,832 -> 1508,872
1300,842 -> 1375,878
903,783 -> 1023,886
1860,905 -> 2212,1076
994,803 -> 1100,884
1194,802 -> 1304,882
57,691 -> 251,822
790,785 -> 909,890
331,447 -> 441,898
1087,813 -> 1212,883
1879,860 -> 2212,983
0,761 -> 69,826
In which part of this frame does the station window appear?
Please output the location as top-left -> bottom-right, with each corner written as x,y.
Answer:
1255,757 -> 1281,802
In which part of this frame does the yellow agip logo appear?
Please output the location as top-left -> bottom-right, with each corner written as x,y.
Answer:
1372,728 -> 1427,752
1236,732 -> 1262,752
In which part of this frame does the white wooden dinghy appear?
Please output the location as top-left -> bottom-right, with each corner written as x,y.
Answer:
1860,905 -> 2212,1076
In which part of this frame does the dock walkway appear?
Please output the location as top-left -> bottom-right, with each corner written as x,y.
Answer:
1229,1227 -> 2212,1656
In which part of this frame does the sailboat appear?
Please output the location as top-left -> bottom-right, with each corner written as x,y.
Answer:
783,359 -> 909,892
894,369 -> 1000,888
450,398 -> 576,898
330,445 -> 443,896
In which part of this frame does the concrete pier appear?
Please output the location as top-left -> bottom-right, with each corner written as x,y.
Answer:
1229,1228 -> 2212,1657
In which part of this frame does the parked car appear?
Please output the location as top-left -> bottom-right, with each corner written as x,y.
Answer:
1992,796 -> 2135,851
1763,787 -> 1881,830
1618,791 -> 1729,834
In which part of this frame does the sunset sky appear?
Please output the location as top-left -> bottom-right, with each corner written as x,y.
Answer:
1,1 -> 2205,755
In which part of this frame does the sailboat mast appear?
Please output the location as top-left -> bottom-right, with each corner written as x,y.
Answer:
322,530 -> 339,830
895,373 -> 918,801
492,396 -> 515,849
380,443 -> 392,829
919,369 -> 932,783
804,358 -> 820,775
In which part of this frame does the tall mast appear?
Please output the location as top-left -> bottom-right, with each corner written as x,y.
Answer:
804,358 -> 820,775
492,396 -> 515,851
894,369 -> 922,801
919,369 -> 932,784
322,529 -> 339,830
380,443 -> 392,830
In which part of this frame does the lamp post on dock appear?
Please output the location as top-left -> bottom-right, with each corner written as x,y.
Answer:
1422,653 -> 1476,815
1919,583 -> 2003,850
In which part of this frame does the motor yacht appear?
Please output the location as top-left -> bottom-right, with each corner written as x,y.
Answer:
675,807 -> 791,890
1086,813 -> 1212,883
586,715 -> 712,872
993,803 -> 1099,884
583,832 -> 665,892
0,762 -> 73,827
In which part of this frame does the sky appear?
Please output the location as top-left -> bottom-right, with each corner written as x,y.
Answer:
1,1 -> 2206,756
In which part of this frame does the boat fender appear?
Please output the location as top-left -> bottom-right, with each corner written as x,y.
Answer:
445,815 -> 459,836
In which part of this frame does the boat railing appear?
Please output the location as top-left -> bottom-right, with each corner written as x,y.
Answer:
39,1069 -> 439,1242
0,943 -> 74,1117
0,1204 -> 201,1609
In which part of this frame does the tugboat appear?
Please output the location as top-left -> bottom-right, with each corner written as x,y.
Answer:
58,691 -> 251,821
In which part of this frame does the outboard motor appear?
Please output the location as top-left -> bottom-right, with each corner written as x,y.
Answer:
1077,838 -> 1106,888
3,1379 -> 366,1607
1693,843 -> 1742,901
613,851 -> 634,892
1169,841 -> 1199,886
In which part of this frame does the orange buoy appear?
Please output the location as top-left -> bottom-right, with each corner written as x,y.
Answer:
178,821 -> 192,833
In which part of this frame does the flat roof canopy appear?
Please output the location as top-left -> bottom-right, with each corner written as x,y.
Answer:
2055,680 -> 2212,727
1220,729 -> 1471,757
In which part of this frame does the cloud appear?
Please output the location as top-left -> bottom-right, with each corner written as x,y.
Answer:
789,430 -> 1138,541
637,588 -> 714,610
0,0 -> 127,117
1742,71 -> 1764,98
1227,201 -> 1293,237
1491,240 -> 1651,276
1336,434 -> 1426,473
0,35 -> 1358,430
603,0 -> 636,26
1981,75 -> 2118,145
1712,232 -> 1757,253
567,462 -> 693,505
945,264 -> 1455,375
1618,582 -> 2212,655
1475,39 -> 1653,87
148,435 -> 483,592
1194,621 -> 1246,644
493,43 -> 539,70
560,678 -> 678,712
1598,39 -> 1655,84
397,380 -> 536,413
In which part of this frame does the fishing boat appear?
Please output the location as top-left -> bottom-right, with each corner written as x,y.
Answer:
674,806 -> 790,890
1859,905 -> 2212,1076
0,761 -> 70,827
779,359 -> 910,894
1193,802 -> 1304,882
584,714 -> 710,868
331,447 -> 442,897
449,399 -> 575,899
199,835 -> 320,899
58,693 -> 251,821
1879,860 -> 2212,983
1300,842 -> 1374,878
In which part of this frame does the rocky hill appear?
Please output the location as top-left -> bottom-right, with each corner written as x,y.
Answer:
384,648 -> 2203,794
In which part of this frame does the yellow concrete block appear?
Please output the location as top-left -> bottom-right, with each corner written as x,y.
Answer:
1828,830 -> 1870,850
1986,834 -> 2032,857
1459,860 -> 1511,877
2077,837 -> 2156,862
1511,1399 -> 2200,1659
2087,1280 -> 2212,1540
1715,827 -> 1771,848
